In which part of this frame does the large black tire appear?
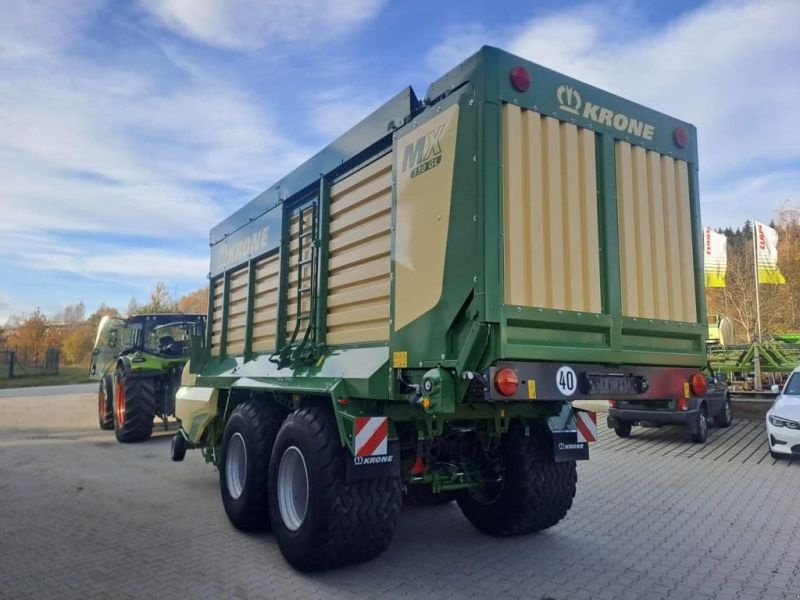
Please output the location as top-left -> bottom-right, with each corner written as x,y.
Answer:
718,395 -> 733,428
691,405 -> 708,443
219,400 -> 288,531
171,433 -> 187,462
457,419 -> 577,537
268,406 -> 402,571
113,366 -> 156,443
98,374 -> 114,430
614,422 -> 632,438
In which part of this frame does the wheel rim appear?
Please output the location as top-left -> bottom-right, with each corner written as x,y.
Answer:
699,411 -> 707,436
725,400 -> 731,423
277,446 -> 309,531
225,433 -> 247,500
115,378 -> 126,428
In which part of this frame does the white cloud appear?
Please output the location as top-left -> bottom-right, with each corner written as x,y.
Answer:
426,0 -> 800,226
702,170 -> 799,229
140,0 -> 386,50
0,229 -> 207,282
0,15 -> 315,242
0,0 -> 103,60
306,86 -> 385,139
424,23 -> 489,76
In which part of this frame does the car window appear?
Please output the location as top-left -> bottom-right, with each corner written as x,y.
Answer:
783,373 -> 800,395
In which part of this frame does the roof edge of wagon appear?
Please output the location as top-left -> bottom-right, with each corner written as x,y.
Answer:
209,86 -> 420,246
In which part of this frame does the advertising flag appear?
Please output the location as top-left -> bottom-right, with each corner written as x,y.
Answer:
703,227 -> 727,288
755,221 -> 786,285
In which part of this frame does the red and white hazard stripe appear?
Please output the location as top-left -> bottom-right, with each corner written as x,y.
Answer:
575,411 -> 597,443
354,417 -> 388,457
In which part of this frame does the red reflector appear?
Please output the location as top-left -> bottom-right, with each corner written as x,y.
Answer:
677,397 -> 689,411
608,400 -> 618,408
673,127 -> 690,148
411,456 -> 425,475
690,373 -> 707,397
494,368 -> 519,397
509,66 -> 531,92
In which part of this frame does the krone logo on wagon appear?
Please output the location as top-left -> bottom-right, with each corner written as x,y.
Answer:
556,83 -> 655,141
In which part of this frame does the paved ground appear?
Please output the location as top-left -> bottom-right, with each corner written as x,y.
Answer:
0,382 -> 95,398
1,389 -> 799,600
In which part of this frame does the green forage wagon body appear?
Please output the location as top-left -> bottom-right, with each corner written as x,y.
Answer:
173,46 -> 709,571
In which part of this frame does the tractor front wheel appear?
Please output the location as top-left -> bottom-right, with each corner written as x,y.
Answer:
113,366 -> 156,443
98,374 -> 114,430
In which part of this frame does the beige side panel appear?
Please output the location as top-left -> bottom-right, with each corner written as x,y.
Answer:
252,253 -> 280,353
616,141 -> 697,322
502,105 -> 601,313
226,268 -> 248,355
326,153 -> 392,344
210,277 -> 224,356
395,104 -> 460,330
675,161 -> 697,321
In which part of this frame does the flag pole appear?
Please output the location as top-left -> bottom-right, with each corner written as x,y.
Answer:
752,220 -> 762,390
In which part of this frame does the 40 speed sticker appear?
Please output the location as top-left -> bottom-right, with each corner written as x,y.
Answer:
555,366 -> 577,396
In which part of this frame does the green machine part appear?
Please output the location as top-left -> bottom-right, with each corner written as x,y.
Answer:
184,46 -> 707,454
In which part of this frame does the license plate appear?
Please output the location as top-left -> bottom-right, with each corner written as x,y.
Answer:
585,374 -> 639,396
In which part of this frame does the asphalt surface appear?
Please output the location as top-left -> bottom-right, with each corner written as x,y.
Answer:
0,382 -> 95,398
1,388 -> 799,600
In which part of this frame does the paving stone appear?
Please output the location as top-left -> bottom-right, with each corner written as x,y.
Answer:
1,392 -> 798,600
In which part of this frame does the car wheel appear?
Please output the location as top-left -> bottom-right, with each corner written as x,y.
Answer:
691,406 -> 708,443
614,422 -> 632,438
718,396 -> 733,428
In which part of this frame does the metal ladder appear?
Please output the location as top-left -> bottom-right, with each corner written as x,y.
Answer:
292,202 -> 318,343
276,201 -> 318,366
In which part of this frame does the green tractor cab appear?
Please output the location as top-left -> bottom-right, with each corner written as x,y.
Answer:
90,313 -> 206,443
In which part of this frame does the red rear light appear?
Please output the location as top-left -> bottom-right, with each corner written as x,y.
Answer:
673,127 -> 690,148
494,368 -> 519,397
677,397 -> 689,411
509,66 -> 531,92
608,400 -> 617,408
690,373 -> 707,397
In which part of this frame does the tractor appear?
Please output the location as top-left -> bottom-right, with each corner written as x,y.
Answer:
90,313 -> 206,443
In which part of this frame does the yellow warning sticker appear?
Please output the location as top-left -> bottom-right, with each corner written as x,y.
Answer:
527,379 -> 537,399
683,382 -> 690,398
392,351 -> 408,368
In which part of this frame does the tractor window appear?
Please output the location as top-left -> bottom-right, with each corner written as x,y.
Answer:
144,321 -> 201,356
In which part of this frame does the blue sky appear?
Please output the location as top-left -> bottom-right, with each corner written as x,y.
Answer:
1,0 -> 798,323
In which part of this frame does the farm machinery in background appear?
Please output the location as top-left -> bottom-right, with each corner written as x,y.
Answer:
706,315 -> 800,393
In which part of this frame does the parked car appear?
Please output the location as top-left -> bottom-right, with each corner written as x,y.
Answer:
607,370 -> 731,443
767,368 -> 800,458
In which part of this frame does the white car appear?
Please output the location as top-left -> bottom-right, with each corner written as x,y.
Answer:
767,370 -> 800,458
